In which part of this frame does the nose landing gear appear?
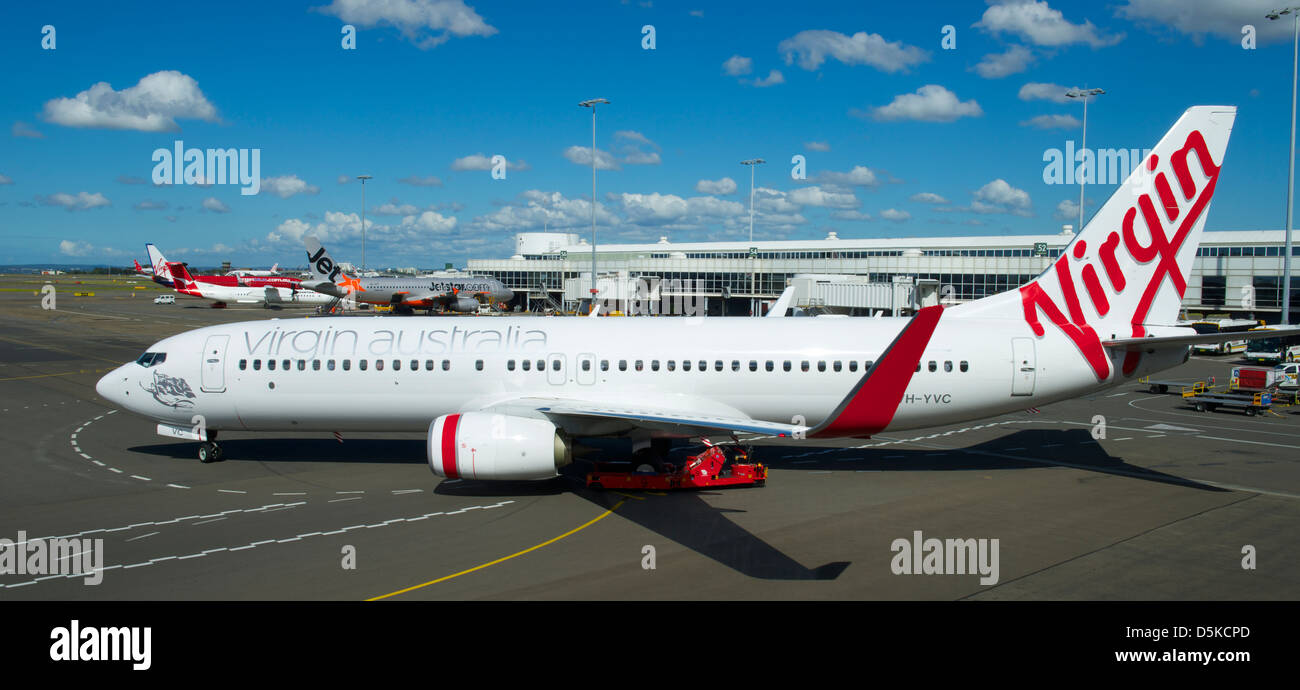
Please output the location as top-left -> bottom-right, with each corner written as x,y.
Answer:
197,431 -> 223,463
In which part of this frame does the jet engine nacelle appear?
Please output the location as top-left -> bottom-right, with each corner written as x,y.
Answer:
449,296 -> 479,313
428,412 -> 571,480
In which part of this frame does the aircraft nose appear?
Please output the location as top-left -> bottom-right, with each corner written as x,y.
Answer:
96,365 -> 131,408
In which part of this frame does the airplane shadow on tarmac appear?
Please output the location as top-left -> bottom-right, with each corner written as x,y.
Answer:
131,426 -> 1224,582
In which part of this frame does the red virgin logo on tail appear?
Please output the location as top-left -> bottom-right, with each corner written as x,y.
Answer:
1020,129 -> 1222,380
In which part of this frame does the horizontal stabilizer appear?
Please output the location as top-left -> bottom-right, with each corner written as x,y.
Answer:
1103,326 -> 1300,349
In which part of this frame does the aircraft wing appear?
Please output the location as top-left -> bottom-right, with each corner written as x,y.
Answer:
476,396 -> 807,438
1102,326 -> 1300,350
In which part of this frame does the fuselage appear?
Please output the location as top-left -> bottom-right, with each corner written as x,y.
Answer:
342,277 -> 513,308
95,309 -> 1189,437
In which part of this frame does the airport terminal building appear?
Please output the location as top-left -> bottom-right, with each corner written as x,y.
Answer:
467,229 -> 1300,321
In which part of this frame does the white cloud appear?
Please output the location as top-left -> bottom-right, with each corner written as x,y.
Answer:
909,192 -> 949,204
1018,81 -> 1078,104
134,199 -> 168,211
397,210 -> 457,233
41,70 -> 218,132
398,174 -> 445,186
972,178 -> 1033,216
749,69 -> 785,87
1119,0 -> 1294,45
0,174 -> 12,185
880,208 -> 910,222
39,191 -> 110,211
338,174 -> 352,184
12,121 -> 44,138
753,187 -> 801,214
202,197 -> 231,213
624,151 -> 662,165
374,201 -> 421,216
975,0 -> 1123,48
1020,113 -> 1081,129
790,185 -> 860,209
59,240 -> 94,256
830,210 -> 873,221
805,141 -> 831,152
722,55 -> 753,76
866,85 -> 983,122
261,175 -> 320,198
617,192 -> 749,230
474,190 -> 620,232
315,0 -> 498,49
614,130 -> 655,147
817,166 -> 879,187
972,45 -> 1035,78
564,146 -> 621,170
1055,198 -> 1080,221
450,154 -> 527,171
696,177 -> 738,195
778,29 -> 928,72
268,206 -> 457,247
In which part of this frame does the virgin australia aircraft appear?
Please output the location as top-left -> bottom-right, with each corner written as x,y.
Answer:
97,107 -> 1292,474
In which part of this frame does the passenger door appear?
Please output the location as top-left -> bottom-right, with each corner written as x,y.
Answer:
547,353 -> 566,385
576,353 -> 597,385
201,334 -> 229,393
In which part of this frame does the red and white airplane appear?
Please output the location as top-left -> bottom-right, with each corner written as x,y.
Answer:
168,261 -> 335,308
97,106 -> 1293,473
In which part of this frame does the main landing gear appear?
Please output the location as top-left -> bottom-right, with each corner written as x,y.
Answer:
198,431 -> 224,463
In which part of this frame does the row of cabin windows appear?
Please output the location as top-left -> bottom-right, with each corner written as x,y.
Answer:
239,357 -> 972,374
240,358 -> 459,372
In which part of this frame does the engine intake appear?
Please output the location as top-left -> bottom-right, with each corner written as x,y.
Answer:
449,296 -> 479,312
428,412 -> 571,481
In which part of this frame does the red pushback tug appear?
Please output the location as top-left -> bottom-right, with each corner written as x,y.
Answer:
586,441 -> 767,491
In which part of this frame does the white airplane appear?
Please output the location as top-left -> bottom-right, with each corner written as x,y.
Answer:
169,261 -> 337,308
96,106 -> 1295,474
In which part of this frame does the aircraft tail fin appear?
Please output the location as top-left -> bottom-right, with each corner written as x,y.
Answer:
952,105 -> 1237,380
956,107 -> 1235,333
304,236 -> 351,286
145,243 -> 174,285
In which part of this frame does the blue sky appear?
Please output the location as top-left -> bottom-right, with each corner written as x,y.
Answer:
1,0 -> 1297,267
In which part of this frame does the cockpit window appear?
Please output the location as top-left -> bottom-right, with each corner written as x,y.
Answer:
135,352 -> 167,368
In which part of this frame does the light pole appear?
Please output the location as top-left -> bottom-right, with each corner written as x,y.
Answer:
1066,88 -> 1104,233
579,98 -> 609,312
1270,8 -> 1300,323
356,174 -> 372,272
741,158 -> 765,315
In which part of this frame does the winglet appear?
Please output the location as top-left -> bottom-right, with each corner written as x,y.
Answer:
767,286 -> 795,318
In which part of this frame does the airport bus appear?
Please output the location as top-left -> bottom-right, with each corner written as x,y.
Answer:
1244,326 -> 1300,364
1189,318 -> 1262,355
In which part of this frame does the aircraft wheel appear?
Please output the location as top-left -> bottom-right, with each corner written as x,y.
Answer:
210,443 -> 224,461
198,443 -> 215,463
1195,402 -> 1207,412
1245,407 -> 1258,417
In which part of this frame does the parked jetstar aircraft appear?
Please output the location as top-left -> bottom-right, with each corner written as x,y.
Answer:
168,261 -> 335,308
98,107 -> 1297,476
299,237 -> 514,314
